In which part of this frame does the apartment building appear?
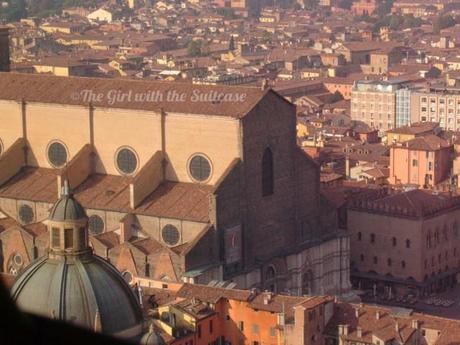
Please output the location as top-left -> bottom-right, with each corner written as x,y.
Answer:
351,80 -> 410,134
411,88 -> 460,131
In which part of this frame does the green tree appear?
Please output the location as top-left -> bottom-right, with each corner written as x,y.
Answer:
337,0 -> 352,10
303,0 -> 318,10
433,14 -> 455,34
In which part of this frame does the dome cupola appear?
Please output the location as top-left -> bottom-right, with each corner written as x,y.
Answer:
47,181 -> 89,256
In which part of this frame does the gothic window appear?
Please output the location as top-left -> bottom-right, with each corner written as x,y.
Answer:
116,147 -> 138,175
392,237 -> 397,247
266,266 -> 276,280
370,233 -> 375,243
47,141 -> 68,168
262,148 -> 274,197
189,154 -> 212,182
358,232 -> 362,241
401,260 -> 406,268
406,239 -> 411,248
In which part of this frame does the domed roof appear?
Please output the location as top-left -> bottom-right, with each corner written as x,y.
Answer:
141,324 -> 165,345
11,253 -> 144,338
49,185 -> 86,222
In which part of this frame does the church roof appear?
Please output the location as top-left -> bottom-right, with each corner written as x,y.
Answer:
0,72 -> 269,118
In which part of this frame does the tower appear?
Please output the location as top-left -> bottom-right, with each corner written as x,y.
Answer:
0,27 -> 10,72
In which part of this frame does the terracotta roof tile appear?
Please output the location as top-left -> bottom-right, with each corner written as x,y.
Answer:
0,72 -> 266,118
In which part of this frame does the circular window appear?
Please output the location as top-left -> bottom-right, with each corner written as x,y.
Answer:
19,204 -> 34,224
116,147 -> 138,175
122,270 -> 133,284
13,253 -> 23,266
189,154 -> 211,182
47,141 -> 68,168
162,225 -> 180,246
88,215 -> 104,235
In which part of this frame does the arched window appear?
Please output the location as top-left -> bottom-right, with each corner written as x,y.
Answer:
406,239 -> 411,248
387,258 -> 392,267
262,148 -> 274,197
358,232 -> 362,241
370,233 -> 375,243
392,237 -> 397,247
266,266 -> 276,280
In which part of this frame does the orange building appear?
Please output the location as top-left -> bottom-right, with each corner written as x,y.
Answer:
172,284 -> 334,345
388,135 -> 453,187
351,0 -> 380,16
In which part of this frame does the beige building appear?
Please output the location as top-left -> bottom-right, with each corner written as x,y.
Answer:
348,189 -> 460,296
351,80 -> 404,133
411,88 -> 460,131
0,72 -> 351,297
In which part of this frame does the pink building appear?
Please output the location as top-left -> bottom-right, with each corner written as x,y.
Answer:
388,135 -> 452,187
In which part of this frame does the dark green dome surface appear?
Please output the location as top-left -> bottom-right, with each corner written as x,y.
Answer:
11,253 -> 143,336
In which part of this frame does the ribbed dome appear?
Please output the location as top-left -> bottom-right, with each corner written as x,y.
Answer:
140,325 -> 165,345
49,193 -> 86,222
11,253 -> 144,338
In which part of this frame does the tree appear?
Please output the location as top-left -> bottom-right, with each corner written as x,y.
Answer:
433,14 -> 455,34
337,0 -> 352,10
303,0 -> 318,10
330,91 -> 344,103
187,40 -> 209,57
229,35 -> 235,51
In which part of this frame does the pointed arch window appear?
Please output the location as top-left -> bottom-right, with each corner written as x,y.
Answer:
262,148 -> 274,197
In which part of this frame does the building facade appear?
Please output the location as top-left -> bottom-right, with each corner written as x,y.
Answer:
388,135 -> 452,188
347,189 -> 460,297
411,88 -> 460,131
351,80 -> 404,134
0,72 -> 351,297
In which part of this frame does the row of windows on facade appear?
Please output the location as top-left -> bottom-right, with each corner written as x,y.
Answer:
358,232 -> 411,248
17,204 -> 182,247
360,249 -> 459,268
44,141 -> 213,182
426,225 -> 459,249
360,255 -> 407,268
424,250 -> 458,268
421,97 -> 460,105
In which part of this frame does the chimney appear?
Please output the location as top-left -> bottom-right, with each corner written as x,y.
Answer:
355,308 -> 360,318
411,320 -> 419,329
261,78 -> 269,91
0,26 -> 10,72
263,291 -> 273,305
376,311 -> 381,320
395,322 -> 400,333
343,324 -> 349,336
357,326 -> 362,338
